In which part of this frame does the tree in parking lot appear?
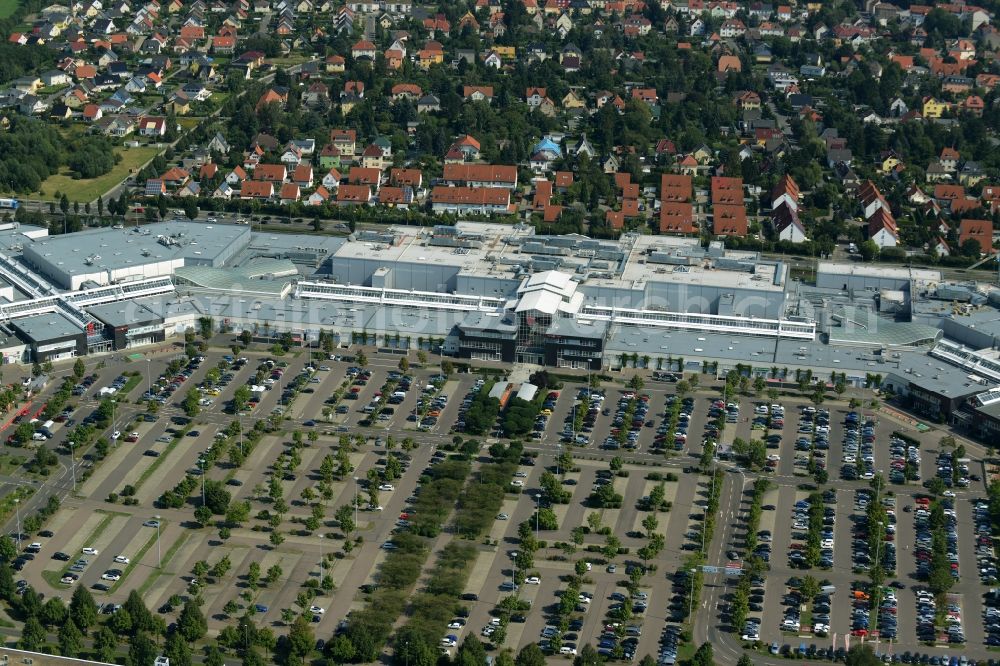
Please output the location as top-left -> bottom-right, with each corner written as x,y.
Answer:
247,562 -> 261,589
691,642 -> 715,666
19,617 -> 45,651
335,504 -> 355,536
58,618 -> 83,657
603,534 -> 621,560
845,645 -> 881,666
798,575 -> 820,602
204,480 -> 231,515
195,505 -> 212,527
515,643 -> 546,666
0,536 -> 15,564
736,656 -> 753,666
183,388 -> 200,417
73,358 -> 85,379
641,514 -> 658,535
69,585 -> 97,633
587,512 -> 602,532
178,599 -> 207,641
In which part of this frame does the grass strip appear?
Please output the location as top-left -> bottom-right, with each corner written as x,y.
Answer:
107,525 -> 163,594
41,511 -> 121,588
133,425 -> 191,491
137,532 -> 188,597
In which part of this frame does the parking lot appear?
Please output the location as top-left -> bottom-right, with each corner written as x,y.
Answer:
1,350 -> 999,664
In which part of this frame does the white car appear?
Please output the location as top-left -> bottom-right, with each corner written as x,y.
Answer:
114,555 -> 130,564
813,623 -> 829,636
440,637 -> 457,648
577,594 -> 591,604
448,619 -> 466,629
525,576 -> 540,584
60,576 -> 76,585
741,632 -> 759,642
101,573 -> 120,581
510,480 -> 524,487
368,505 -> 383,511
943,490 -> 956,498
111,431 -> 121,440
514,472 -> 527,478
378,484 -> 394,491
309,606 -> 325,615
821,539 -> 834,549
560,646 -> 577,656
82,547 -> 99,555
496,513 -> 509,520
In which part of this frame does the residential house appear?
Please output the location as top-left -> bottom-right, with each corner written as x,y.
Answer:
291,164 -> 313,188
137,116 -> 166,136
711,176 -> 743,205
350,39 -> 376,59
279,183 -> 300,204
773,201 -> 806,242
771,174 -> 799,211
254,163 -> 287,182
442,164 -> 517,189
337,184 -> 373,205
959,218 -> 993,254
241,180 -> 274,200
378,186 -> 413,208
431,186 -> 512,215
160,167 -> 190,189
307,186 -> 331,206
321,168 -> 341,190
712,204 -> 747,236
463,85 -> 493,103
416,94 -> 440,113
390,168 -> 422,189
330,129 -> 357,157
922,97 -> 950,118
868,208 -> 899,248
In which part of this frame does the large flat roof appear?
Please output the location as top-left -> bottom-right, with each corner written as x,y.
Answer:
24,221 -> 249,279
87,300 -> 162,327
890,349 -> 995,398
10,311 -> 82,341
817,262 -> 941,282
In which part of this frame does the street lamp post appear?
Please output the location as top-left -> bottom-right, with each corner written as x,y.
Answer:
13,499 -> 20,550
145,358 -> 151,400
535,494 -> 539,537
155,514 -> 162,568
688,568 -> 697,620
354,476 -> 359,526
318,533 -> 324,580
69,441 -> 76,490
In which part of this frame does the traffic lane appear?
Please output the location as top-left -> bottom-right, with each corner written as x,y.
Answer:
141,425 -> 220,504
955,496 -> 985,648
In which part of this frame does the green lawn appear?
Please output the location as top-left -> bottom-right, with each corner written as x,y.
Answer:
36,146 -> 160,202
0,0 -> 20,19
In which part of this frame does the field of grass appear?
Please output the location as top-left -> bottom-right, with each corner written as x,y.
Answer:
0,0 -> 20,19
36,146 -> 160,202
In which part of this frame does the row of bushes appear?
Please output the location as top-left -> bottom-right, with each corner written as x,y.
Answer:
330,458 -> 473,663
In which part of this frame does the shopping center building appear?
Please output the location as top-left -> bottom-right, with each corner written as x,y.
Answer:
0,219 -> 996,396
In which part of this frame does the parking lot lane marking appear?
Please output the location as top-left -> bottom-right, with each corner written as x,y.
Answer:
41,510 -> 105,576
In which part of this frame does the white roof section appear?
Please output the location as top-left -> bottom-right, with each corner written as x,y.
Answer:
515,288 -> 563,315
817,261 -> 941,282
522,270 -> 575,294
515,269 -> 582,315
